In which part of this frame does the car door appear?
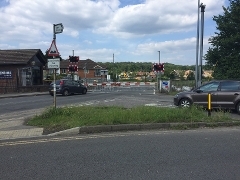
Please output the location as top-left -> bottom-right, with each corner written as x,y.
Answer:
191,81 -> 220,107
65,80 -> 75,94
73,81 -> 82,94
216,81 -> 240,109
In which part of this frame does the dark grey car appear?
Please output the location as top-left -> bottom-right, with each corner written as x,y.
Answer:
173,80 -> 240,114
49,79 -> 87,96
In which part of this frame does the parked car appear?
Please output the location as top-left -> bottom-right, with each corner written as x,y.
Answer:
49,79 -> 87,96
174,80 -> 240,114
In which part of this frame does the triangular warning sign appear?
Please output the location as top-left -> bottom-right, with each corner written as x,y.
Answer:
48,40 -> 59,56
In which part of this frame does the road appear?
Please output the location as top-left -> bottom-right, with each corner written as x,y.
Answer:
0,89 -> 174,116
0,88 -> 174,133
1,87 -> 240,130
1,127 -> 240,179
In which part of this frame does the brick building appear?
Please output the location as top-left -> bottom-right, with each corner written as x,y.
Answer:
57,59 -> 107,83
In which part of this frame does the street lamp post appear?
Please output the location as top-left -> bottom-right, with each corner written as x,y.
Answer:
195,0 -> 200,88
158,51 -> 161,92
113,53 -> 115,82
199,3 -> 206,86
158,51 -> 160,64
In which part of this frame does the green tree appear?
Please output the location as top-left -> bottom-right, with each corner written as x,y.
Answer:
205,0 -> 240,79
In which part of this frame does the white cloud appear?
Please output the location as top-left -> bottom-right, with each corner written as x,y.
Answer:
0,0 -> 228,65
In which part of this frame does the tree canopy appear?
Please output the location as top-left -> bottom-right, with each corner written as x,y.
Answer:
205,0 -> 240,79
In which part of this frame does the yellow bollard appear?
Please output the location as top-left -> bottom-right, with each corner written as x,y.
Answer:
208,93 -> 211,116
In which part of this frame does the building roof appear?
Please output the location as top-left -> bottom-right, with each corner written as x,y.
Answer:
0,49 -> 46,65
60,59 -> 106,69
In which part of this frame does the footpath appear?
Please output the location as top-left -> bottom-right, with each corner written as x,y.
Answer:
0,92 -> 49,140
1,92 -> 240,141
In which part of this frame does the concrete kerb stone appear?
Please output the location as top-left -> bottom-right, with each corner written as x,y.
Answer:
140,123 -> 170,130
47,127 -> 80,136
79,125 -> 112,134
77,121 -> 240,135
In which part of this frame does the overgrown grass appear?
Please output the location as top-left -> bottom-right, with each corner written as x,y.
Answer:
27,105 -> 234,133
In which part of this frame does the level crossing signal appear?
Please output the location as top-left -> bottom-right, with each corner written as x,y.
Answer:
69,56 -> 79,62
153,63 -> 164,72
68,65 -> 78,72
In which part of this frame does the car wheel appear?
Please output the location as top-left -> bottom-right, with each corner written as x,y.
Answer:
82,89 -> 87,94
62,89 -> 69,96
179,98 -> 191,108
236,102 -> 240,114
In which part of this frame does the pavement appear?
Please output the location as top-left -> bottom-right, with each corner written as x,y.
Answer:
1,92 -> 240,141
0,92 -> 49,140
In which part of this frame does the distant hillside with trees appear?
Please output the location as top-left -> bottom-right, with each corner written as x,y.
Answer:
97,62 -> 212,80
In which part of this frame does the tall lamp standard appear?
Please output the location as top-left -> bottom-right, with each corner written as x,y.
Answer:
158,51 -> 161,92
158,51 -> 160,64
195,0 -> 200,88
113,53 -> 115,82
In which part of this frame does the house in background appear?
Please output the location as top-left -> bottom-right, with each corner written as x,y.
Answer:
55,59 -> 107,83
0,49 -> 47,93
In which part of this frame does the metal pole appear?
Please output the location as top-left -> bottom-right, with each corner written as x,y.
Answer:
53,24 -> 56,40
84,62 -> 87,84
72,50 -> 74,81
53,68 -> 56,108
199,4 -> 205,86
53,24 -> 56,108
195,0 -> 200,88
158,51 -> 160,64
113,53 -> 115,82
158,51 -> 161,92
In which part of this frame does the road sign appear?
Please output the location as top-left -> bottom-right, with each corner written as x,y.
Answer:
48,40 -> 59,56
54,23 -> 64,34
48,58 -> 60,69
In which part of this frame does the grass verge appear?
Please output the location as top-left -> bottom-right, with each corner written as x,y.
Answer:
26,105 -> 236,134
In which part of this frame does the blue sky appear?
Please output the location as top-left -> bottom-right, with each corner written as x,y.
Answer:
0,0 -> 228,65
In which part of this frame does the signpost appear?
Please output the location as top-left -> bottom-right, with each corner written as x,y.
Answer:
49,23 -> 64,108
48,59 -> 60,69
54,23 -> 64,34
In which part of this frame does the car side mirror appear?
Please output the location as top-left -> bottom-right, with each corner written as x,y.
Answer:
196,89 -> 202,93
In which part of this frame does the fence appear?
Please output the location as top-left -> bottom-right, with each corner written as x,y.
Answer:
86,82 -> 157,93
0,85 -> 49,94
